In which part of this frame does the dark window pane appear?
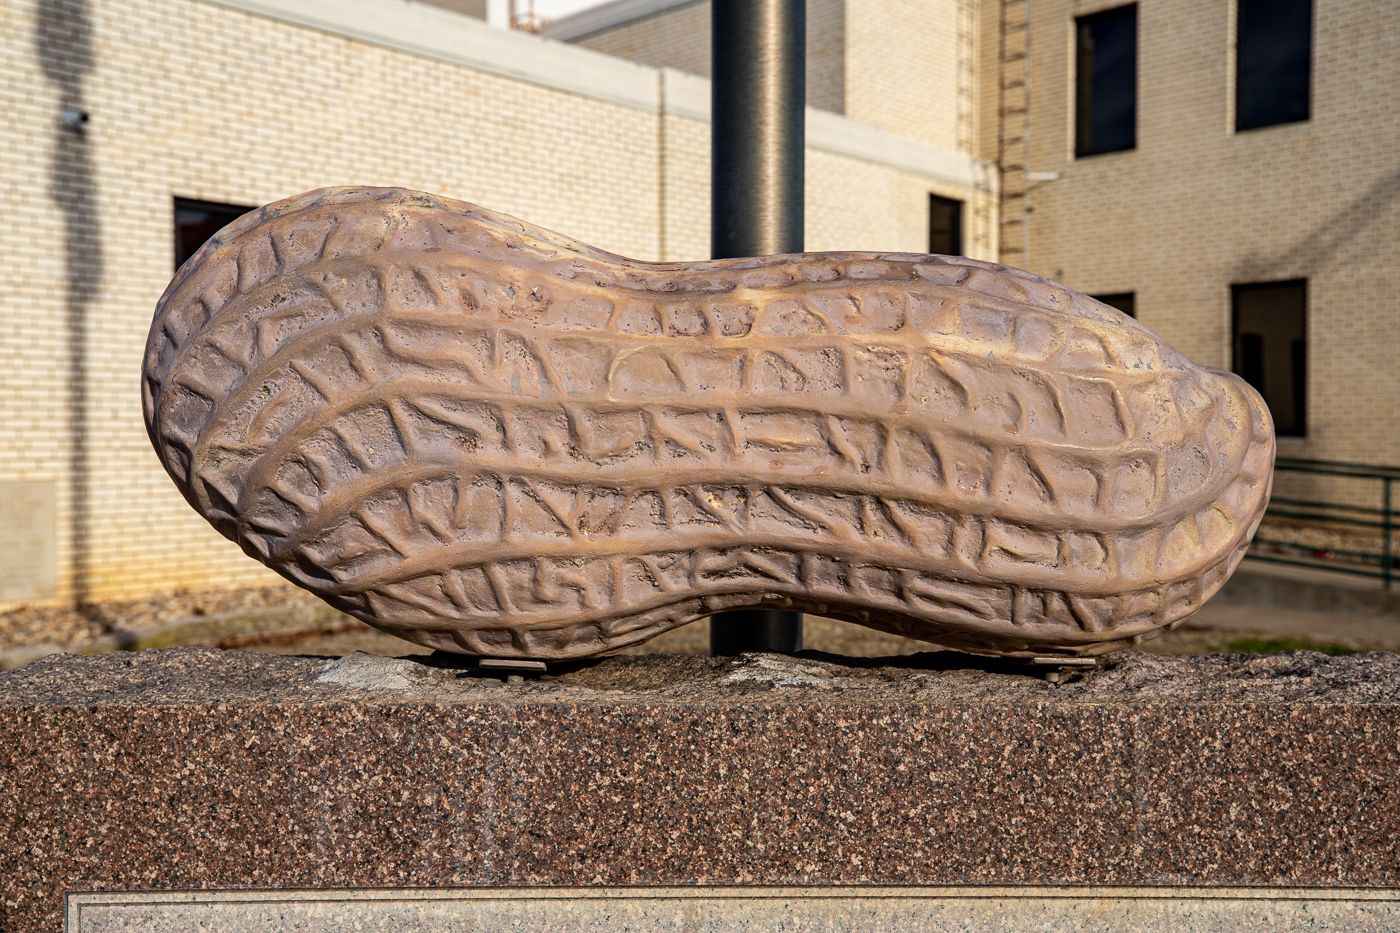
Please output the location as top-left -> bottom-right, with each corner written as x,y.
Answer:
1240,333 -> 1264,388
1236,0 -> 1311,131
1076,5 -> 1137,157
1091,292 -> 1135,317
174,197 -> 256,272
1232,280 -> 1306,436
929,195 -> 963,255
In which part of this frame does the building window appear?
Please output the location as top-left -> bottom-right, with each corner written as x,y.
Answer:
929,195 -> 964,256
1091,292 -> 1135,318
174,198 -> 256,271
1236,0 -> 1311,132
1232,280 -> 1306,436
1075,5 -> 1137,157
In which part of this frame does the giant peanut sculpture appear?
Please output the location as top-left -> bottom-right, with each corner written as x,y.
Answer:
144,187 -> 1274,658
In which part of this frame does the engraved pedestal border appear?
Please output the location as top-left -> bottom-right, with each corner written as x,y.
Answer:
67,885 -> 1400,932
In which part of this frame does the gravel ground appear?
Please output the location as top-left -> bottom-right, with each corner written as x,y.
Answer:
5,581 -> 1397,661
0,583 -> 324,651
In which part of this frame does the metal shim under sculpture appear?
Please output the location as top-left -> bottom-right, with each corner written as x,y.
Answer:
143,187 -> 1275,658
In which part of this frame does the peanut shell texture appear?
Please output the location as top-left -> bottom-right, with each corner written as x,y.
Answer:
143,187 -> 1274,659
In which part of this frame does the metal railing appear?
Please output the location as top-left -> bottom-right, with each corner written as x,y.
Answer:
1245,457 -> 1399,588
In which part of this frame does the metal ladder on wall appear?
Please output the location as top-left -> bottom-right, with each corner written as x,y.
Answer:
954,0 -> 992,254
996,0 -> 1032,267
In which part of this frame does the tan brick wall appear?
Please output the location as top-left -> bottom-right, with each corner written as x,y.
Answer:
843,0 -> 980,151
573,2 -> 713,83
1010,0 -> 1399,466
977,0 -> 1009,166
807,0 -> 847,114
1,0 -> 995,610
572,0 -> 981,154
571,0 -> 848,114
3,0 -> 664,608
659,106 -> 712,260
806,150 -> 995,257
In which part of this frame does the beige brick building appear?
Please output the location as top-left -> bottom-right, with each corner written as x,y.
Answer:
565,0 -> 1399,523
0,0 -> 995,608
984,0 -> 1399,473
4,0 -> 1393,612
553,0 -> 982,153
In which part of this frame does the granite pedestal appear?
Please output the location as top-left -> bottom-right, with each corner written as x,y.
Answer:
3,648 -> 1400,932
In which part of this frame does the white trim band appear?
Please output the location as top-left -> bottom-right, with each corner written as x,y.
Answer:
544,0 -> 704,42
198,0 -> 994,190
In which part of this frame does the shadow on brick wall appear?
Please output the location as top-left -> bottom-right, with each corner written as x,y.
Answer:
1246,166 -> 1400,279
35,0 -> 101,610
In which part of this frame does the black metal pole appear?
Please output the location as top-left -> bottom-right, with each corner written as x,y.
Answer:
709,0 -> 805,655
711,0 -> 806,258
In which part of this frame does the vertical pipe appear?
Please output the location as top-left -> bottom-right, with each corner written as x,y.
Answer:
709,0 -> 805,654
711,0 -> 806,258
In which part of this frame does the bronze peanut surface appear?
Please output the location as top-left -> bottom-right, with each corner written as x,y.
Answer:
143,187 -> 1274,658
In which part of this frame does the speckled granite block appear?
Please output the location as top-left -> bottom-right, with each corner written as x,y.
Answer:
3,649 -> 1400,933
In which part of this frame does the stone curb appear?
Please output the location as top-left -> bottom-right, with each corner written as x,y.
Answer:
0,644 -> 66,672
1219,563 -> 1398,616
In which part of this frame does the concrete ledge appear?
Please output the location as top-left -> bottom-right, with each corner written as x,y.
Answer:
546,0 -> 703,42
5,648 -> 1400,933
806,108 -> 992,190
1220,562 -> 1398,616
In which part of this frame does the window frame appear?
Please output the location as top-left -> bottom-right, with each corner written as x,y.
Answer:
928,194 -> 964,256
1234,0 -> 1313,133
174,197 -> 257,272
1090,292 -> 1135,318
1231,279 -> 1308,437
1074,4 -> 1139,159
